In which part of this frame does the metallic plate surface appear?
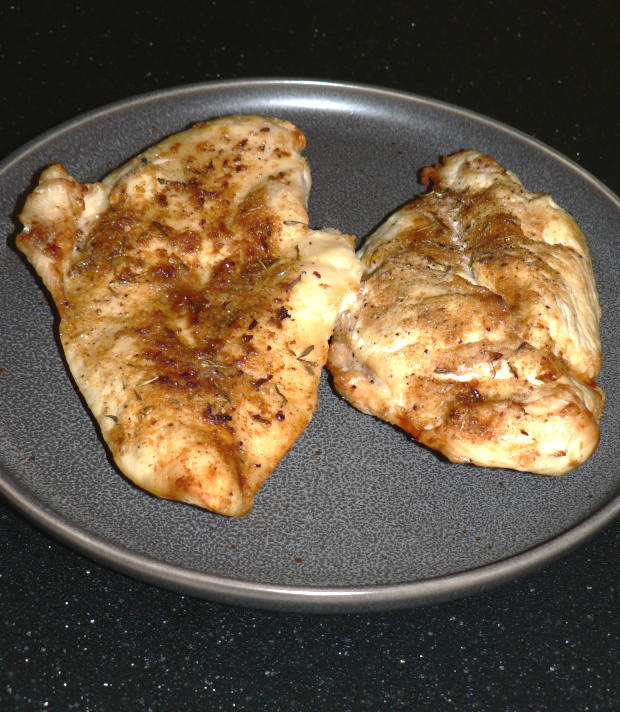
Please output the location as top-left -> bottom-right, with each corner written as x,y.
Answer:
1,79 -> 618,611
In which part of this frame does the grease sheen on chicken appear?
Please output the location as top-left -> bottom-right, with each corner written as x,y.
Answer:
17,115 -> 362,516
328,151 -> 603,475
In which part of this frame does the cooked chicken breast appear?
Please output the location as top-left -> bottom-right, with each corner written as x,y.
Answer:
17,115 -> 362,516
327,150 -> 603,475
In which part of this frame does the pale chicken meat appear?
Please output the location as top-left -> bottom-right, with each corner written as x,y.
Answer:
328,150 -> 603,475
17,115 -> 362,516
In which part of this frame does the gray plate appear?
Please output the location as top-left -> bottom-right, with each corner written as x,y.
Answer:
1,79 -> 618,612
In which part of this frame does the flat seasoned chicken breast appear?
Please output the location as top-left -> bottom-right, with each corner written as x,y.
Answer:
17,115 -> 362,516
328,150 -> 603,475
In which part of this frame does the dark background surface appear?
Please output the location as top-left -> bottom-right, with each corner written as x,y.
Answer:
1,1 -> 618,710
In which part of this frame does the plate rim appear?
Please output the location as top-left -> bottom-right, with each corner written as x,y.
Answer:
1,468 -> 619,612
2,77 -> 619,205
1,78 -> 618,612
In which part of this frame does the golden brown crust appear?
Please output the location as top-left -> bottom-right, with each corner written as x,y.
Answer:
327,150 -> 603,476
17,115 -> 362,516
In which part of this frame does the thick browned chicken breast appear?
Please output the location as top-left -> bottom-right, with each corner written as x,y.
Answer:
17,115 -> 362,516
327,150 -> 603,475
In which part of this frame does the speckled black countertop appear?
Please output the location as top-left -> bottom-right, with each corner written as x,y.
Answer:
1,2 -> 618,710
